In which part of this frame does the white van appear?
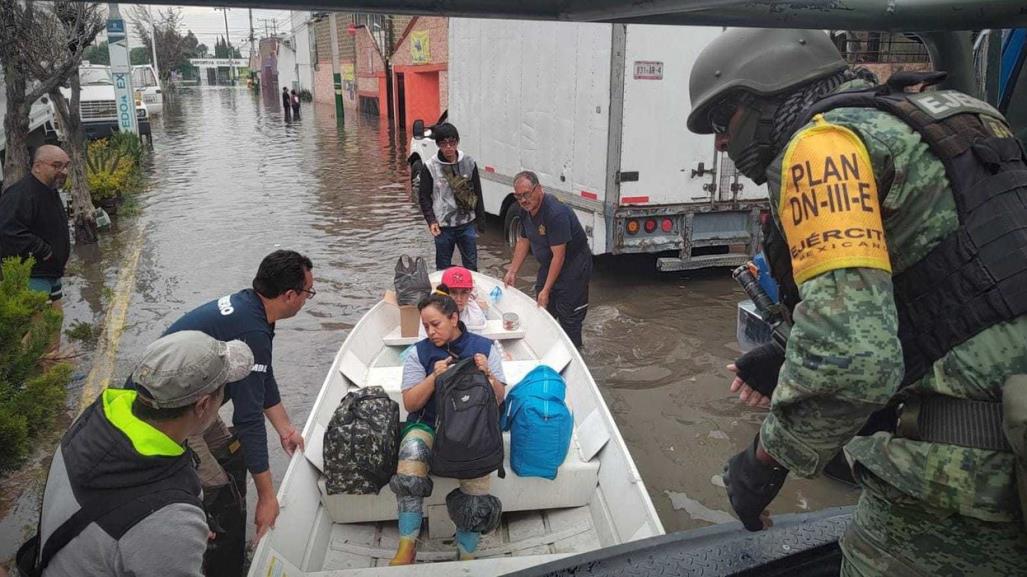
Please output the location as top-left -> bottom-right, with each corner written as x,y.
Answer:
132,65 -> 163,116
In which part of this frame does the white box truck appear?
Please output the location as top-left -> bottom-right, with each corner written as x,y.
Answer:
409,20 -> 769,271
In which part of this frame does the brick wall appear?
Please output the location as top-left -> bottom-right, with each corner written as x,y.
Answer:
313,65 -> 333,106
391,17 -> 448,67
389,15 -> 415,52
356,27 -> 386,78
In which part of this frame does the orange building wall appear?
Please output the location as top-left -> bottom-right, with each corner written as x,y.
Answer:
391,17 -> 449,133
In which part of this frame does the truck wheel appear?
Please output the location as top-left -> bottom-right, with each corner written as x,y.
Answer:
409,159 -> 423,203
503,206 -> 522,249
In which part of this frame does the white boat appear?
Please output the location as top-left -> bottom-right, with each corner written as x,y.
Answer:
248,271 -> 664,577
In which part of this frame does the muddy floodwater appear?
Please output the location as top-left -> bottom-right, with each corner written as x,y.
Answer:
0,87 -> 855,558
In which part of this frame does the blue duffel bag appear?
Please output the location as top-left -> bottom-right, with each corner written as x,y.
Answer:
500,365 -> 573,480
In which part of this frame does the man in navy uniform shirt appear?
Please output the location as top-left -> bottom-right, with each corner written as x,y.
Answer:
504,171 -> 593,348
136,249 -> 314,576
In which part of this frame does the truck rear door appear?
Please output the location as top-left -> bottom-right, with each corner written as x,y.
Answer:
618,25 -> 765,205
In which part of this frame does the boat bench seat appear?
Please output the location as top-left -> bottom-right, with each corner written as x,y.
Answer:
363,360 -> 543,394
316,429 -> 599,524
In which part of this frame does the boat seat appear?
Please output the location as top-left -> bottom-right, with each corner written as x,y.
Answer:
314,429 -> 599,524
382,319 -> 526,347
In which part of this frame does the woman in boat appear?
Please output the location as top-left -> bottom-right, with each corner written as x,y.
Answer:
390,290 -> 507,565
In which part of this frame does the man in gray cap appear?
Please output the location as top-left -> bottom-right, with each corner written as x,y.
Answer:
15,331 -> 253,577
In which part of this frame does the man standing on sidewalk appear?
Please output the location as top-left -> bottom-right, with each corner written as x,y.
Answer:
417,122 -> 485,271
504,170 -> 593,348
0,145 -> 71,304
133,249 -> 313,577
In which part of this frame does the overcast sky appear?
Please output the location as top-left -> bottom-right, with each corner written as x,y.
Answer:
116,5 -> 295,56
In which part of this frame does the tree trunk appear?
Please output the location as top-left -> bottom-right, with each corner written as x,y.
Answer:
2,62 -> 32,190
50,72 -> 97,245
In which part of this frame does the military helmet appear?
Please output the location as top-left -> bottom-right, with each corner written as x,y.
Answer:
687,29 -> 848,134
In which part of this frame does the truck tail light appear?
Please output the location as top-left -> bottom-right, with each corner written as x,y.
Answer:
661,218 -> 673,232
626,219 -> 640,235
644,218 -> 657,233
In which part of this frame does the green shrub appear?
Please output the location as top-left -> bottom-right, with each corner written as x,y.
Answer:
86,137 -> 137,203
108,131 -> 143,164
0,257 -> 70,472
299,88 -> 313,102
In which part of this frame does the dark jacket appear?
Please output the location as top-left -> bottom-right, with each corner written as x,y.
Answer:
0,173 -> 70,278
29,389 -> 206,577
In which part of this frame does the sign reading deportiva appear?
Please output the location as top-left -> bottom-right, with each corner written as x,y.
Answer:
189,58 -> 248,67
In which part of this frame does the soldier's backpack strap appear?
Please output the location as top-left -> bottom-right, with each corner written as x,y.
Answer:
791,72 -> 1027,387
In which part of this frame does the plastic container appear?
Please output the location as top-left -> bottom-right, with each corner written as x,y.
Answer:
489,286 -> 503,305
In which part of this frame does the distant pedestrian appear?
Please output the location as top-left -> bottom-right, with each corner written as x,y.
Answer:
281,87 -> 290,111
416,122 -> 485,271
503,171 -> 593,348
16,331 -> 254,577
0,144 -> 71,304
290,88 -> 301,117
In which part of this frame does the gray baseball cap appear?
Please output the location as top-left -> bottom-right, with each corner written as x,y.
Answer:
132,331 -> 254,409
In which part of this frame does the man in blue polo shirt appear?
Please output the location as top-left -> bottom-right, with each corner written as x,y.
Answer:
146,249 -> 313,577
504,170 -> 593,348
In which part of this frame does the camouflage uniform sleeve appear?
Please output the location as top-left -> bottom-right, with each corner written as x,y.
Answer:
760,115 -> 904,477
761,267 -> 903,477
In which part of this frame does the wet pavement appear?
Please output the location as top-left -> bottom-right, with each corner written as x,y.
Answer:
0,86 -> 855,558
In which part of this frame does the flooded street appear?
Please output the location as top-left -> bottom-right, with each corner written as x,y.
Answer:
1,86 -> 855,557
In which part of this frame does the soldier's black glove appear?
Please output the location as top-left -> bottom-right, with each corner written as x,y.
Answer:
733,342 -> 785,397
723,435 -> 788,531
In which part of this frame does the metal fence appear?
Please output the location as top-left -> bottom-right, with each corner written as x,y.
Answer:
833,32 -> 931,64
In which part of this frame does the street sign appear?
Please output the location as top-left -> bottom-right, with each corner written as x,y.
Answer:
106,7 -> 137,134
106,18 -> 125,42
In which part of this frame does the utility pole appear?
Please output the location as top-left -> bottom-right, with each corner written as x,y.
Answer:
150,22 -> 161,85
328,13 -> 344,125
215,7 -> 234,84
248,8 -> 255,63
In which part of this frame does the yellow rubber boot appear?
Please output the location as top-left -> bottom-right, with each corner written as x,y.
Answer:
389,537 -> 417,566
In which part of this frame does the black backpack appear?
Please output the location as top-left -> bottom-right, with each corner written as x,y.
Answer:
323,386 -> 400,494
431,357 -> 505,479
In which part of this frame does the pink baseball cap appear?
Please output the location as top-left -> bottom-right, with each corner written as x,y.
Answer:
441,266 -> 474,289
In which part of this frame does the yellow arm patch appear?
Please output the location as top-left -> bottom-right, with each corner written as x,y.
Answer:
779,115 -> 892,284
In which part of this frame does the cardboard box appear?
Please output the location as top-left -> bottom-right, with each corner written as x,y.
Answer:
400,305 -> 420,337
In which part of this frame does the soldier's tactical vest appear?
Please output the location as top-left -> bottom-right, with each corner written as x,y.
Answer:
765,71 -> 1027,388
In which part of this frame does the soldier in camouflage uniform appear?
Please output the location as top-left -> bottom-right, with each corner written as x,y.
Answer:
687,28 -> 1027,575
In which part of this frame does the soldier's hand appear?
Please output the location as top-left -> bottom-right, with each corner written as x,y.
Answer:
429,223 -> 442,237
727,364 -> 771,409
503,269 -> 516,288
727,342 -> 785,409
723,435 -> 787,531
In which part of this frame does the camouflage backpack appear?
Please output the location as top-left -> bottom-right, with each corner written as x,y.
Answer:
442,165 -> 478,213
323,386 -> 400,495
